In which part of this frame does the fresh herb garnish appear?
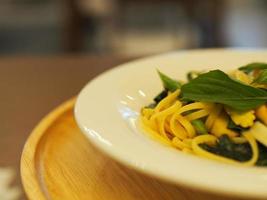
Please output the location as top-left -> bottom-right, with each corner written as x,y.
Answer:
157,70 -> 181,92
181,70 -> 267,111
187,71 -> 201,81
239,62 -> 267,73
253,69 -> 267,84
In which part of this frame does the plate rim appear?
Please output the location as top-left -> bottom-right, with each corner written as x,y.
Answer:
75,48 -> 267,199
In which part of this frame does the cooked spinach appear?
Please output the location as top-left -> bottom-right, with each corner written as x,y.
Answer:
200,135 -> 267,166
153,90 -> 168,103
256,143 -> 267,166
227,118 -> 248,133
200,135 -> 252,162
145,103 -> 157,109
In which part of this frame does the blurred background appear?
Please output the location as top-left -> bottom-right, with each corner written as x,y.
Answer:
1,0 -> 267,56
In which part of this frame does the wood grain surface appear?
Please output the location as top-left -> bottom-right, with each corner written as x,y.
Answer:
0,55 -> 132,199
21,98 -> 254,200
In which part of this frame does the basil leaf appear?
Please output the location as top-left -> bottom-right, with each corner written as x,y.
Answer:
253,69 -> 267,84
239,62 -> 267,73
157,70 -> 181,92
181,70 -> 267,111
187,71 -> 201,81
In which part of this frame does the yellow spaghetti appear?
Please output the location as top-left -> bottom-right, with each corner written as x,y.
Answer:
140,65 -> 267,167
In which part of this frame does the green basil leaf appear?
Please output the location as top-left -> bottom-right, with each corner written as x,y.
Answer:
157,70 -> 181,92
239,62 -> 267,73
187,71 -> 202,81
253,69 -> 267,84
181,70 -> 267,111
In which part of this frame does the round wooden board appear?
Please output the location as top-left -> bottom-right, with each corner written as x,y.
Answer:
21,98 -> 251,200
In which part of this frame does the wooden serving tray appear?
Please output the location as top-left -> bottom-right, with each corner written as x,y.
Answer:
21,98 -> 247,200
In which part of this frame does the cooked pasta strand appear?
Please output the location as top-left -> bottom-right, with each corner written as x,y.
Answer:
170,114 -> 188,139
140,67 -> 266,167
151,101 -> 182,121
141,117 -> 171,145
155,89 -> 180,113
186,109 -> 209,121
172,137 -> 191,149
158,117 -> 170,139
176,115 -> 196,138
177,102 -> 207,114
192,134 -> 258,166
205,104 -> 223,131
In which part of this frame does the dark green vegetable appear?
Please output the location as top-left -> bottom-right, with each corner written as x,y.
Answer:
153,90 -> 168,103
257,143 -> 267,166
227,118 -> 247,133
157,70 -> 181,92
191,119 -> 207,135
239,62 -> 267,73
181,70 -> 267,111
200,135 -> 252,162
145,103 -> 157,109
200,135 -> 267,166
253,69 -> 267,84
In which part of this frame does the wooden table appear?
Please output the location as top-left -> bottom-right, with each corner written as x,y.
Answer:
0,55 -> 132,199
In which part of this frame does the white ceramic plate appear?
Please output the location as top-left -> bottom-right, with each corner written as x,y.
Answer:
75,49 -> 267,199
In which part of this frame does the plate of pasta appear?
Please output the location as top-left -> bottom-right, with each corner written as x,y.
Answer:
75,49 -> 267,198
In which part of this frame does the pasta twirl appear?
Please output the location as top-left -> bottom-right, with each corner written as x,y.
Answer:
140,65 -> 267,167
